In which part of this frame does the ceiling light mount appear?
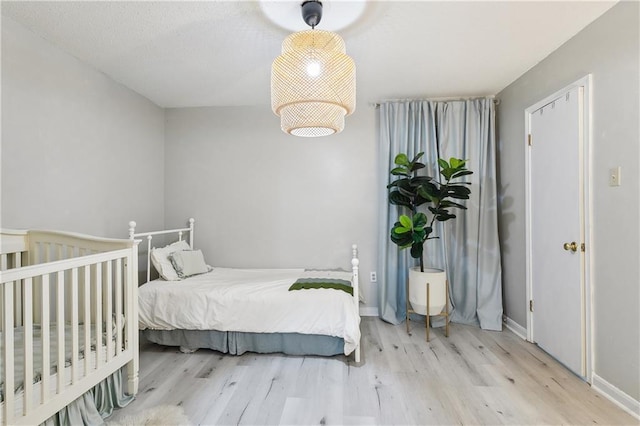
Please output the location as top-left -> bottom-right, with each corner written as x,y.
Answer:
271,1 -> 356,137
301,1 -> 323,29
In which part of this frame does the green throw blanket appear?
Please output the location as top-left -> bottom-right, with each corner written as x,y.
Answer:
289,278 -> 353,296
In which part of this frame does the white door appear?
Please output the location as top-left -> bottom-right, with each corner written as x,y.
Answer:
529,86 -> 586,378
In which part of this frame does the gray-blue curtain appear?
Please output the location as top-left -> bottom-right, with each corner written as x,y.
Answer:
378,98 -> 503,330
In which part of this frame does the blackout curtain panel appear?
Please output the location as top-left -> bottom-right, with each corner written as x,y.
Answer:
378,98 -> 503,330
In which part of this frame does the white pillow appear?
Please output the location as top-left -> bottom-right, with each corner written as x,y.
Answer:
169,250 -> 210,279
150,240 -> 191,281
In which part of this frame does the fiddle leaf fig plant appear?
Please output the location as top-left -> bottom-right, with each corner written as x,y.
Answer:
388,152 -> 473,272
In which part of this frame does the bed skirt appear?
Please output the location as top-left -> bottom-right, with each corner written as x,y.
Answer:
143,329 -> 345,357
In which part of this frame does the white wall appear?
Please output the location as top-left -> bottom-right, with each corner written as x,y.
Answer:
164,106 -> 379,313
496,2 -> 639,402
1,16 -> 165,237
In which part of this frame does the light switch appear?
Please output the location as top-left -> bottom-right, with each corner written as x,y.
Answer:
609,166 -> 621,186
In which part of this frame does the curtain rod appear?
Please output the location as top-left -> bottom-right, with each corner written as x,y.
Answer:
371,96 -> 500,108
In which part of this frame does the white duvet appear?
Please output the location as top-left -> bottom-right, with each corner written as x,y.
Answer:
138,268 -> 361,355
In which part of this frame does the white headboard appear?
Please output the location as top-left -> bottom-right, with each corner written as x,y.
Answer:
128,218 -> 195,284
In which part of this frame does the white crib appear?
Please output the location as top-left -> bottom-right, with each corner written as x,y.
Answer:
0,229 -> 139,425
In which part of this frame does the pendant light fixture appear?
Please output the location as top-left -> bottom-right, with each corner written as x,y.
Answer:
271,0 -> 356,137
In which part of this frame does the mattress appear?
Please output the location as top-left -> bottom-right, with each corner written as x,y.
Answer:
139,267 -> 360,355
0,323 -> 115,399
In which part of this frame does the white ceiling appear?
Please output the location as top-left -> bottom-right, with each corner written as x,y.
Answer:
1,1 -> 617,109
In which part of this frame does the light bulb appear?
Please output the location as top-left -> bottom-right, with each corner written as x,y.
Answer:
306,61 -> 321,77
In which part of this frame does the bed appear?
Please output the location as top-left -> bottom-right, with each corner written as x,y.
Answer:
130,219 -> 361,363
0,228 -> 139,425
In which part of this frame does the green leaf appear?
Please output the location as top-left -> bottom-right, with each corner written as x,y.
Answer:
413,212 -> 428,228
451,170 -> 473,179
417,181 -> 440,199
399,215 -> 413,229
416,186 -> 431,201
395,178 -> 413,190
397,185 -> 416,199
440,200 -> 468,210
438,158 -> 449,170
440,168 -> 454,181
450,157 -> 462,169
390,167 -> 410,176
391,232 -> 412,247
389,191 -> 412,208
411,152 -> 425,163
395,226 -> 411,234
394,153 -> 409,166
410,176 -> 432,185
446,190 -> 471,200
410,162 -> 426,172
390,224 -> 413,246
436,213 -> 457,221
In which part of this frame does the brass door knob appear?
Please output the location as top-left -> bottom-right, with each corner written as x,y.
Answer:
563,242 -> 578,252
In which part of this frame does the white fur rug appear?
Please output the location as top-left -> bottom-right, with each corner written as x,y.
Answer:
108,405 -> 191,426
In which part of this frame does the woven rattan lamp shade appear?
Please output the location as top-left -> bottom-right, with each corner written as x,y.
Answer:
271,29 -> 356,137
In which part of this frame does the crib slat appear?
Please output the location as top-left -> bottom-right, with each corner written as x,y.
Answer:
95,263 -> 103,367
14,254 -> 23,327
115,259 -> 123,354
105,261 -> 113,361
84,265 -> 91,377
41,274 -> 51,404
23,277 -> 33,414
3,282 -> 15,424
71,268 -> 79,384
56,271 -> 65,394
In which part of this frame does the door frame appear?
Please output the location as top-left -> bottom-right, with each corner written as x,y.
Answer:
524,75 -> 593,381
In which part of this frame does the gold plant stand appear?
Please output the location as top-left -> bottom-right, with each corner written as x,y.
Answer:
406,279 -> 450,341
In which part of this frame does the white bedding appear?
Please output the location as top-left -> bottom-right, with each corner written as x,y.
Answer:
138,268 -> 361,355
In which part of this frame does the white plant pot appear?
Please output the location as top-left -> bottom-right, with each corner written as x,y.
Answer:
408,267 -> 447,316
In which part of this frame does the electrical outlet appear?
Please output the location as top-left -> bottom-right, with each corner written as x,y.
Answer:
370,271 -> 377,282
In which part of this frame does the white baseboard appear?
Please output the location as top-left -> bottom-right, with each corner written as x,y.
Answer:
359,307 -> 379,317
503,315 -> 527,340
592,373 -> 640,420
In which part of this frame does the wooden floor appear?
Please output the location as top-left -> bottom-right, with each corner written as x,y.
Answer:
108,318 -> 637,425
